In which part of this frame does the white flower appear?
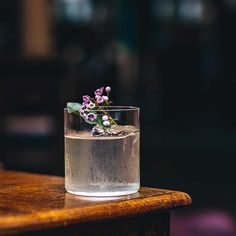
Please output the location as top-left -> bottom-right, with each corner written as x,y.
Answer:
103,120 -> 110,126
102,115 -> 109,121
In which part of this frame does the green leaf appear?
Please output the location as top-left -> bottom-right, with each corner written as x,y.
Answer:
92,115 -> 103,128
67,102 -> 82,113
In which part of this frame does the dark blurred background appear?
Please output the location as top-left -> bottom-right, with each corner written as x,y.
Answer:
0,0 -> 236,235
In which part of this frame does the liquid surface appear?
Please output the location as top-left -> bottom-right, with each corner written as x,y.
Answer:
65,125 -> 140,196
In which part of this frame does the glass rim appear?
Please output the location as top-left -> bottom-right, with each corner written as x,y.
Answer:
65,105 -> 140,112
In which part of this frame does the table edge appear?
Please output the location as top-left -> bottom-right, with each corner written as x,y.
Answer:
0,189 -> 191,235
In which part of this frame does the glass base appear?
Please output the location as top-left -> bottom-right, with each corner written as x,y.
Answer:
66,183 -> 140,197
66,189 -> 138,197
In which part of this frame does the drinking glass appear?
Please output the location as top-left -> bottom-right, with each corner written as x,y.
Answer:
64,106 -> 140,197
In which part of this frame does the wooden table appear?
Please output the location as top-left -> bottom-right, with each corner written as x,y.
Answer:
0,171 -> 191,235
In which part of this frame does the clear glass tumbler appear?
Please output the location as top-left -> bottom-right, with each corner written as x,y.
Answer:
64,106 -> 140,197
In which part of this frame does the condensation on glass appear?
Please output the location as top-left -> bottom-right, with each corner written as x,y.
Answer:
64,106 -> 140,197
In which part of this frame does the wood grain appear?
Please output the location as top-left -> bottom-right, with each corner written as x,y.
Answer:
0,170 -> 191,235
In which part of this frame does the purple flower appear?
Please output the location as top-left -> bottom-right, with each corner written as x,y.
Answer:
80,104 -> 87,111
102,96 -> 109,102
82,96 -> 90,106
82,101 -> 90,107
79,86 -> 114,131
86,113 -> 97,121
83,95 -> 90,102
96,96 -> 104,104
80,105 -> 87,116
94,87 -> 104,96
105,86 -> 111,93
80,110 -> 85,117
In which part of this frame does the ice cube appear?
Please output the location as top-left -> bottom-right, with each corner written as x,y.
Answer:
91,125 -> 132,137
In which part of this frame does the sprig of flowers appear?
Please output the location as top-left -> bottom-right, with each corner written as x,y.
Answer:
67,86 -> 117,132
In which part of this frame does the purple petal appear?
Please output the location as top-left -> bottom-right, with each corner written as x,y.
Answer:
80,104 -> 87,110
94,87 -> 104,96
82,100 -> 90,107
86,113 -> 97,121
83,95 -> 90,102
96,96 -> 104,104
102,96 -> 109,102
105,86 -> 111,93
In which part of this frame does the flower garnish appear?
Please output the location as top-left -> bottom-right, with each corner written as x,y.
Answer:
96,96 -> 104,104
86,113 -> 97,121
83,95 -> 90,102
87,102 -> 96,109
94,87 -> 104,96
67,86 -> 116,135
105,86 -> 111,93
